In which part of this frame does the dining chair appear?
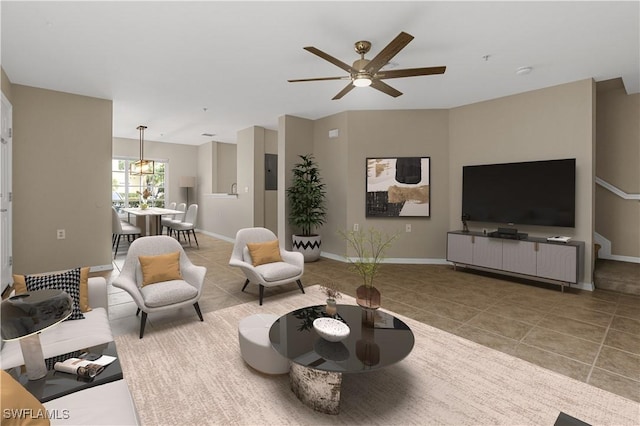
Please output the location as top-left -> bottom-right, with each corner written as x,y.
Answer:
161,201 -> 177,234
164,202 -> 186,236
169,204 -> 199,248
111,206 -> 142,258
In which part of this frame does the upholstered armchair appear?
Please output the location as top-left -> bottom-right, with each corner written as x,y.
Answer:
113,235 -> 206,338
229,227 -> 305,305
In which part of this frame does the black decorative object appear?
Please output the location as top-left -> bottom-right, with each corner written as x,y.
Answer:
461,214 -> 470,233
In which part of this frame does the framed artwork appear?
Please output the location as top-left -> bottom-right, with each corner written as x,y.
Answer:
366,157 -> 430,217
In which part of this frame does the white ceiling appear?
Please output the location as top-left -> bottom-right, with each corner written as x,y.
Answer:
2,1 -> 639,145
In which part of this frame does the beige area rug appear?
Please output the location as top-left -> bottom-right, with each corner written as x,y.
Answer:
115,286 -> 639,425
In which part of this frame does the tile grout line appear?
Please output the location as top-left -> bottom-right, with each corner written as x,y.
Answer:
585,299 -> 618,383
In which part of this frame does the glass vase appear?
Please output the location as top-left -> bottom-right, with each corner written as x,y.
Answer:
356,285 -> 381,310
325,298 -> 337,316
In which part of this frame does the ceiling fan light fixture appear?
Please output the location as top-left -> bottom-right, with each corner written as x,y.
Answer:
353,73 -> 372,87
289,32 -> 446,99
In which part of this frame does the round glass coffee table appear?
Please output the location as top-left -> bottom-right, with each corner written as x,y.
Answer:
269,304 -> 414,414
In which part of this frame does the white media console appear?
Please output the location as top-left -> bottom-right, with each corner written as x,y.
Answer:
447,231 -> 585,292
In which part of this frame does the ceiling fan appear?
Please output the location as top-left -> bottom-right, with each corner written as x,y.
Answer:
288,31 -> 446,100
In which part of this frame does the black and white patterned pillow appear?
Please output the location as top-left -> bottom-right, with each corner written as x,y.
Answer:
25,268 -> 84,320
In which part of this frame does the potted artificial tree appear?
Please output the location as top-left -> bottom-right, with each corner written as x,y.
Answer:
339,227 -> 399,309
287,154 -> 327,262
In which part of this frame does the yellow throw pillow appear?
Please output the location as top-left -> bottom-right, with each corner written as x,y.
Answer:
79,267 -> 91,313
246,240 -> 283,266
0,370 -> 51,425
12,267 -> 91,313
139,251 -> 182,287
11,274 -> 26,294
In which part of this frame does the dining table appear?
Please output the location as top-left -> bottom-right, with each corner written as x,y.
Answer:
120,207 -> 184,236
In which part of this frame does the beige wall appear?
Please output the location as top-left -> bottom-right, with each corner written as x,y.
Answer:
197,126 -> 267,240
449,79 -> 596,282
317,110 -> 450,259
279,115 -> 314,247
595,80 -> 640,258
200,140 -> 237,195
197,137 -> 238,240
250,127 -> 266,227
312,112 -> 349,256
264,129 -> 278,234
216,142 -> 237,194
112,137 -> 200,209
12,84 -> 113,273
198,141 -> 214,194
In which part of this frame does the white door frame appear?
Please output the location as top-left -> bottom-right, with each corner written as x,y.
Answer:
1,92 -> 13,293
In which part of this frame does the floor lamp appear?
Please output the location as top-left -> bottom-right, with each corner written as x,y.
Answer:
179,176 -> 196,206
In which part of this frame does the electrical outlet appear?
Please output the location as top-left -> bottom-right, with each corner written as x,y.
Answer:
57,229 -> 66,239
353,223 -> 359,232
406,224 -> 411,233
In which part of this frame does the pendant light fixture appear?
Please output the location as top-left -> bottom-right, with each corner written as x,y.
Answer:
130,125 -> 154,175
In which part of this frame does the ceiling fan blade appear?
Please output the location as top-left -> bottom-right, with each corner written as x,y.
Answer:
365,32 -> 414,75
376,66 -> 446,79
332,83 -> 355,100
370,80 -> 403,98
288,76 -> 351,83
304,46 -> 356,74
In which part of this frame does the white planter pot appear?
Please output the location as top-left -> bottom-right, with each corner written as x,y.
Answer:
292,235 -> 321,262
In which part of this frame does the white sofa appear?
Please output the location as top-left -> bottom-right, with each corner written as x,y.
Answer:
1,277 -> 139,425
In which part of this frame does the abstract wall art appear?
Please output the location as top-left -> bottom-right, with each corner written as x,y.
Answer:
366,157 -> 430,217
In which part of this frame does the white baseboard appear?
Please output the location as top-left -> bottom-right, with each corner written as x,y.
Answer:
197,229 -> 235,244
594,232 -> 640,264
319,252 -> 345,262
576,281 -> 596,291
320,252 -> 449,265
599,253 -> 640,264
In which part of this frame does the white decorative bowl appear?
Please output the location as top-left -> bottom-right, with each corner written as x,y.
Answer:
313,317 -> 350,342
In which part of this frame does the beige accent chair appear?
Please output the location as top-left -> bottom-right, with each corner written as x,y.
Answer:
113,235 -> 206,338
229,227 -> 305,305
111,206 -> 142,258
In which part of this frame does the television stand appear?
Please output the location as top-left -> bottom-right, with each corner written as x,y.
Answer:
446,231 -> 584,292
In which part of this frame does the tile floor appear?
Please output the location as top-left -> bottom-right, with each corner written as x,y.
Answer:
99,233 -> 640,403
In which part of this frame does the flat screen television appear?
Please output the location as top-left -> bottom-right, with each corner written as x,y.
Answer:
462,158 -> 576,228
